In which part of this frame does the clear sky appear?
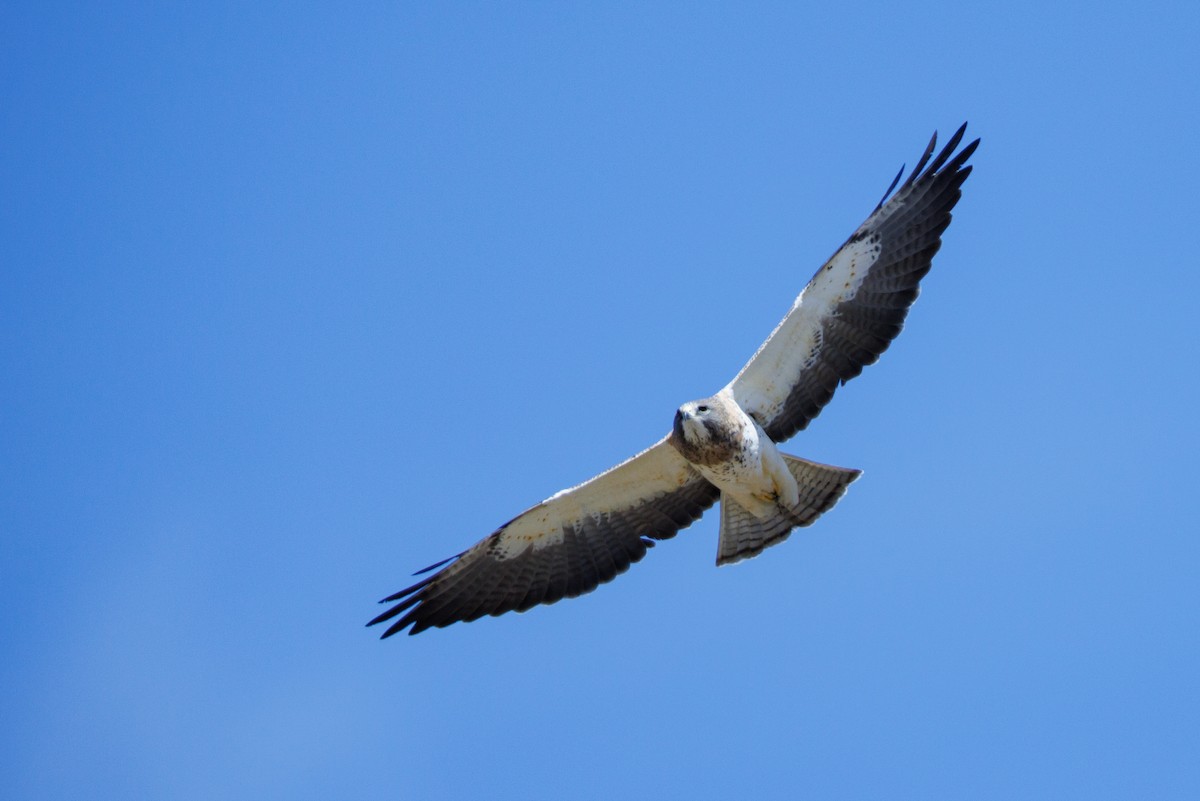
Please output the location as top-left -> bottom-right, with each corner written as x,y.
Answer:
3,2 -> 1199,799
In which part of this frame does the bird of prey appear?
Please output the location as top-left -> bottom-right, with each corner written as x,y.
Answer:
370,124 -> 978,637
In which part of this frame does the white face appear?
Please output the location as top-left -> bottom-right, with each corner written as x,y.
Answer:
674,399 -> 719,446
669,394 -> 755,468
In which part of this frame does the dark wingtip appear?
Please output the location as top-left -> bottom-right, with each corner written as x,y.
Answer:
405,619 -> 433,636
875,163 -> 906,210
901,130 -> 939,191
864,123 -> 978,214
943,122 -> 968,155
413,552 -> 462,576
366,549 -> 466,636
950,138 -> 981,172
367,570 -> 440,636
377,605 -> 424,638
384,622 -> 410,638
377,573 -> 436,604
891,122 -> 976,196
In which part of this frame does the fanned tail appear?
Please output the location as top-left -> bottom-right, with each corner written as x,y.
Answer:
716,455 -> 861,566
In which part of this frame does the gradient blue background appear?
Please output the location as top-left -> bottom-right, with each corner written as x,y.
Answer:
4,3 -> 1198,799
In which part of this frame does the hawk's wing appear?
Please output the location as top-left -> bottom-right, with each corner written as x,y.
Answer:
725,124 -> 978,443
368,439 -> 718,636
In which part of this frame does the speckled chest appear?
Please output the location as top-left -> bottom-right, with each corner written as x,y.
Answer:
689,429 -> 764,489
671,406 -> 764,482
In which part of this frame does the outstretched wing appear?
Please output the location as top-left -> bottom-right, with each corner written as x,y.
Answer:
726,124 -> 979,443
368,439 -> 718,636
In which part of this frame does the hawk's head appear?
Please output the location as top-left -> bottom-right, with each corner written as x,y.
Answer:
669,395 -> 746,466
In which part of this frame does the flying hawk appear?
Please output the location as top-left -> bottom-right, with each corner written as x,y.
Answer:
370,124 -> 978,636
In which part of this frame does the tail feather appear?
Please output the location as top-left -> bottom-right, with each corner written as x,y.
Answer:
716,455 -> 861,566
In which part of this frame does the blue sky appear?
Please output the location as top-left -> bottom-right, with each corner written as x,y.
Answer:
3,2 -> 1199,799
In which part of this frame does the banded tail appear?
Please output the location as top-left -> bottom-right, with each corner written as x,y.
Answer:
716,455 -> 861,566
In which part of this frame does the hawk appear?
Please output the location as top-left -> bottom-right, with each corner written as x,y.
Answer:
370,124 -> 978,636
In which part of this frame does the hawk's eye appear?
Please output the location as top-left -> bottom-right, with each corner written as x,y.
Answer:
697,405 -> 709,413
